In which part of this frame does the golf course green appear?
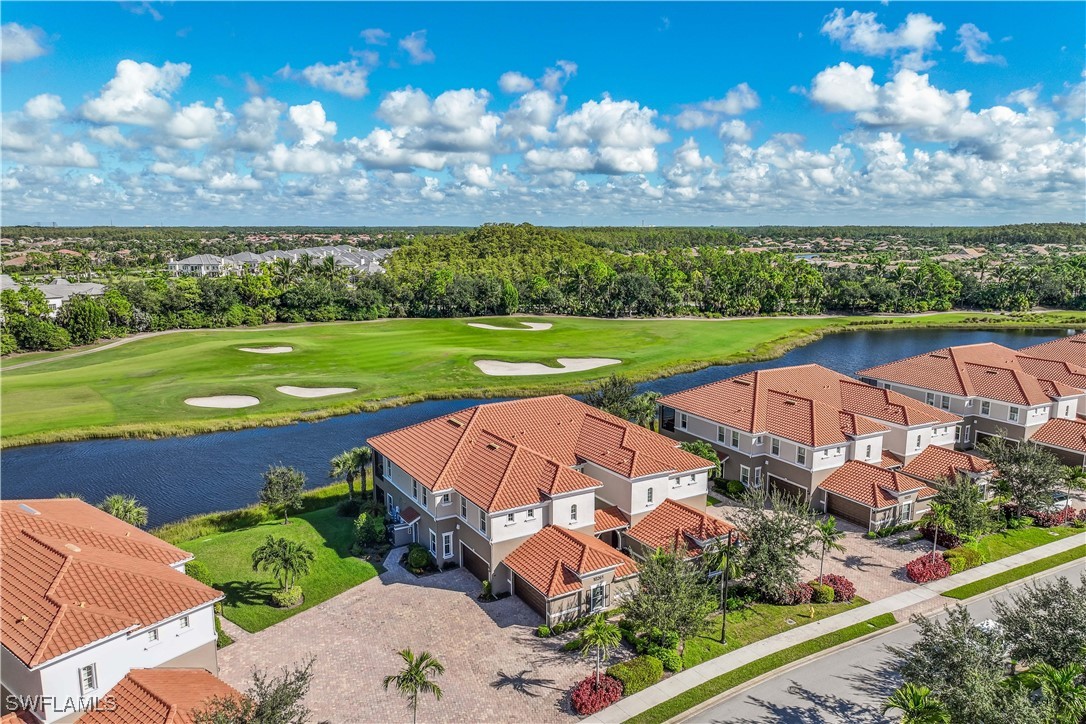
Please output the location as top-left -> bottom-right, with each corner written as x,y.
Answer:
2,312 -> 1080,446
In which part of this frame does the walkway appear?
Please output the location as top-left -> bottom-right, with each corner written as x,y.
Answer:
583,533 -> 1084,723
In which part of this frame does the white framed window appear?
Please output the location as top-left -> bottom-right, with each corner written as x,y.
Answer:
925,392 -> 935,406
179,615 -> 190,629
645,488 -> 653,505
479,511 -> 487,534
796,448 -> 807,466
422,489 -> 428,506
441,493 -> 451,506
526,508 -> 535,520
940,395 -> 950,410
460,497 -> 467,518
771,437 -> 780,456
148,628 -> 159,644
754,467 -> 763,485
740,465 -> 750,484
570,504 -> 579,522
672,476 -> 681,488
1009,407 -> 1020,423
717,426 -> 727,443
412,480 -> 418,500
79,664 -> 97,694
865,444 -> 872,459
687,474 -> 696,486
442,532 -> 453,559
429,530 -> 437,554
981,400 -> 991,416
915,434 -> 922,450
679,413 -> 688,429
754,436 -> 763,446
730,431 -> 740,448
506,512 -> 515,525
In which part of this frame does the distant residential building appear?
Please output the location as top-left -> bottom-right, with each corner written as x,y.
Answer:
168,246 -> 394,277
0,277 -> 106,317
166,255 -> 231,277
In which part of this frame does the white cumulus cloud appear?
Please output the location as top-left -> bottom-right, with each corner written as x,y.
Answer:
399,30 -> 435,64
954,23 -> 1006,65
1,23 -> 48,63
821,8 -> 944,70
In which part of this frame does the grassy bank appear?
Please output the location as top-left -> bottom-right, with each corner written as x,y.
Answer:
974,525 -> 1082,562
3,312 -> 1081,447
625,613 -> 898,724
942,544 -> 1086,600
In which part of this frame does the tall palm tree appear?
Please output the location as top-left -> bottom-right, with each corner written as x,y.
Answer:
814,516 -> 847,584
628,391 -> 661,429
251,536 -> 315,592
99,494 -> 149,528
382,649 -> 445,724
1022,662 -> 1086,724
709,533 -> 743,643
579,614 -> 622,684
272,257 -> 297,286
318,254 -> 344,285
921,502 -> 956,555
329,447 -> 371,501
882,683 -> 950,723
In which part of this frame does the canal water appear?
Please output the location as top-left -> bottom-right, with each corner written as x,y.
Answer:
0,328 -> 1066,526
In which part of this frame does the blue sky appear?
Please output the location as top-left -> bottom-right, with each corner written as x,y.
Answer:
2,2 -> 1084,226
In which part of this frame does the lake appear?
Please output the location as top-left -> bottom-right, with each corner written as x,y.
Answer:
0,327 -> 1068,526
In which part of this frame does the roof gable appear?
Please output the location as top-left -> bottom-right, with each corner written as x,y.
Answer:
504,526 -> 638,598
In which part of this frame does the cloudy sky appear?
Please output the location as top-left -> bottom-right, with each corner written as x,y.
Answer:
2,2 -> 1084,226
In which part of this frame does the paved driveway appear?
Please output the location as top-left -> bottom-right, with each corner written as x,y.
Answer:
218,549 -> 593,723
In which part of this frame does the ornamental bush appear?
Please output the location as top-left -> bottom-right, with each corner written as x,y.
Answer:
776,582 -> 814,605
646,645 -> 683,672
942,546 -> 984,574
725,480 -> 745,497
607,656 -> 664,696
920,524 -> 962,550
271,585 -> 302,608
406,544 -> 430,570
905,552 -> 951,583
536,625 -> 552,638
1027,508 -> 1077,528
809,582 -> 835,604
353,511 -> 385,546
185,560 -> 214,588
820,574 -> 856,602
570,674 -> 623,715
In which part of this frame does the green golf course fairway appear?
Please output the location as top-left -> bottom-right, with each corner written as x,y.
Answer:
1,312 -> 1077,446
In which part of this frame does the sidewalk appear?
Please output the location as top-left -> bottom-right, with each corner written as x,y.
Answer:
583,533 -> 1084,724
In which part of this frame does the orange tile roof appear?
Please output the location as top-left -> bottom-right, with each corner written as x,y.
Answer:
594,505 -> 630,533
1015,355 -> 1086,393
819,460 -> 936,510
899,445 -> 995,483
1019,334 -> 1086,367
626,499 -> 737,556
879,451 -> 904,469
504,526 -> 638,598
859,343 -> 1083,405
369,395 -> 712,512
658,365 -> 956,447
1031,417 -> 1086,453
1,500 -> 221,669
80,668 -> 243,724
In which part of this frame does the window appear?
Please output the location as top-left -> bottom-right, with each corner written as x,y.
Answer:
679,413 -> 688,429
442,532 -> 453,559
672,476 -> 681,488
754,436 -> 763,446
148,628 -> 159,644
740,466 -> 750,484
507,512 -> 515,524
429,530 -> 437,554
771,437 -> 780,456
422,489 -> 428,506
479,511 -> 487,534
865,444 -> 872,459
730,431 -> 740,448
79,664 -> 97,694
570,504 -> 579,521
754,468 -> 762,485
460,497 -> 467,518
940,395 -> 950,410
179,615 -> 190,629
981,400 -> 991,416
412,480 -> 418,500
717,426 -> 727,443
925,392 -> 935,405
1009,406 -> 1020,423
526,508 -> 535,520
687,474 -> 696,486
796,448 -> 807,465
915,434 -> 922,450
441,493 -> 451,506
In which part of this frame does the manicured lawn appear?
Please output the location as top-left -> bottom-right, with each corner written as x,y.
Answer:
682,598 -> 869,669
179,506 -> 379,633
3,311 -> 1077,445
626,613 -> 897,724
942,544 -> 1086,600
975,525 -> 1081,562
706,494 -> 724,506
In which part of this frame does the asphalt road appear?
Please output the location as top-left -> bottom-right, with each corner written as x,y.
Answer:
689,560 -> 1086,724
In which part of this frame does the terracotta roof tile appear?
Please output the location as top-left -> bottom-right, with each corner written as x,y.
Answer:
626,499 -> 737,556
370,395 -> 712,512
594,506 -> 630,533
879,451 -> 904,469
899,445 -> 995,483
819,460 -> 935,510
80,668 -> 243,724
504,526 -> 637,598
1019,334 -> 1086,367
1031,417 -> 1086,453
0,500 -> 220,669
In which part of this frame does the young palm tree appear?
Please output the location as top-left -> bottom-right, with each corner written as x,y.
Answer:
318,254 -> 344,285
382,649 -> 445,724
271,256 -> 297,286
99,494 -> 149,528
709,534 -> 743,643
251,536 -> 315,592
628,391 -> 661,429
1022,662 -> 1086,724
882,683 -> 950,723
815,516 -> 847,583
579,614 -> 622,685
921,502 -> 956,555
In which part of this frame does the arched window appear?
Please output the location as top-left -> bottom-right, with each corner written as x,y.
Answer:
570,504 -> 578,522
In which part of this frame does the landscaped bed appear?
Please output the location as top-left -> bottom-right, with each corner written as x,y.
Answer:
941,544 -> 1086,600
179,506 -> 379,632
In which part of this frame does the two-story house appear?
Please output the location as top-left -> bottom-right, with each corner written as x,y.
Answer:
858,341 -> 1086,464
166,255 -> 233,277
0,499 -> 223,724
368,395 -> 716,619
657,364 -> 961,505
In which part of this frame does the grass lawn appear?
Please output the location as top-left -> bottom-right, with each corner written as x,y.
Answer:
179,506 -> 379,633
706,494 -> 724,506
626,613 -> 897,724
682,598 -> 869,669
942,544 -> 1086,600
975,526 -> 1082,562
3,311 -> 1079,446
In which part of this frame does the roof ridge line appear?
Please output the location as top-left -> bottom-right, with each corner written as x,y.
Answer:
435,406 -> 483,489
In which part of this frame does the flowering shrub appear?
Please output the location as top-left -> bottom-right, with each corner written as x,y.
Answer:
905,552 -> 951,583
820,574 -> 857,602
920,524 -> 962,549
776,582 -> 814,605
1027,507 -> 1077,528
570,674 -> 623,715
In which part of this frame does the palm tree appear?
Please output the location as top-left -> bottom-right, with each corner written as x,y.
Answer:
882,683 -> 950,723
627,391 -> 661,429
579,614 -> 622,685
921,502 -> 956,555
814,516 -> 847,584
709,533 -> 743,643
99,494 -> 149,528
272,257 -> 298,286
251,536 -> 315,592
329,447 -> 372,501
1021,662 -> 1086,724
382,649 -> 445,724
318,254 -> 344,285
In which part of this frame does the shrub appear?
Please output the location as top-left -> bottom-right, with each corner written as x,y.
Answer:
607,656 -> 664,696
271,585 -> 302,608
536,625 -> 552,638
905,552 -> 951,583
776,583 -> 814,605
561,638 -> 582,652
820,574 -> 856,602
406,544 -> 430,570
570,674 -> 623,715
942,546 -> 984,574
809,583 -> 835,604
1027,508 -> 1077,528
725,480 -> 744,497
337,498 -> 362,518
185,560 -> 214,588
646,645 -> 683,672
214,615 -> 232,648
353,512 -> 385,546
919,524 -> 963,549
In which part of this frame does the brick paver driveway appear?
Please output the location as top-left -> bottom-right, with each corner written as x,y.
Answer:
218,548 -> 591,723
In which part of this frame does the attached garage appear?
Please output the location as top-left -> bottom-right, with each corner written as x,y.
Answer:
460,543 -> 489,582
825,491 -> 871,528
768,475 -> 808,501
512,574 -> 547,618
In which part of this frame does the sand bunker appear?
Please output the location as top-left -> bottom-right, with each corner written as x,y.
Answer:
239,346 -> 293,354
185,395 -> 260,408
276,385 -> 357,398
467,322 -> 553,331
474,358 -> 621,376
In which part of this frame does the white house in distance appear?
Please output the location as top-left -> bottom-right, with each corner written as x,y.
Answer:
0,277 -> 106,318
167,246 -> 393,277
0,499 -> 222,724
